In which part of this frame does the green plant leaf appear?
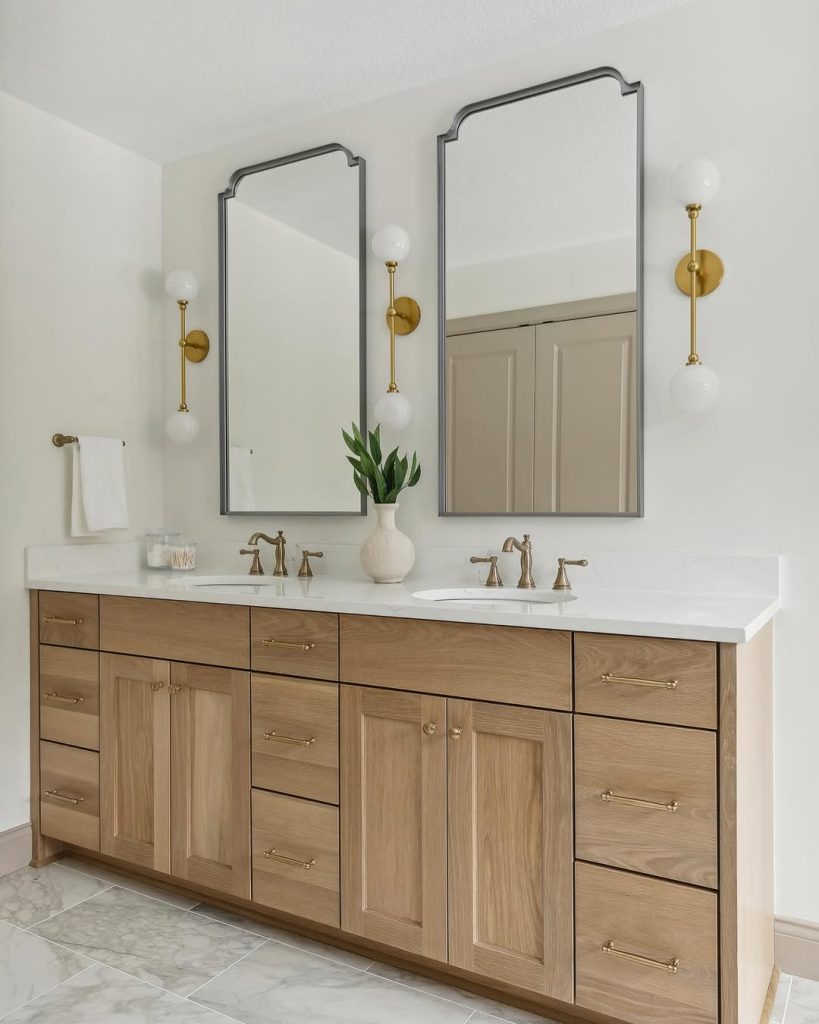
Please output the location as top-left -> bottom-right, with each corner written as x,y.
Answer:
368,429 -> 382,465
408,463 -> 421,487
341,428 -> 359,455
352,472 -> 369,497
351,422 -> 364,447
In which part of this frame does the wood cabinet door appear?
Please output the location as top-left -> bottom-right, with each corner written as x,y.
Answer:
340,685 -> 447,961
100,654 -> 170,871
448,700 -> 574,1000
170,663 -> 251,898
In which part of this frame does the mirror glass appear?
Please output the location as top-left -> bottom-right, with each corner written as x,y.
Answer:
438,70 -> 642,516
219,145 -> 365,514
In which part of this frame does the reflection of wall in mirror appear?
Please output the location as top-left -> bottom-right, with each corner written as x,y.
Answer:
228,200 -> 359,511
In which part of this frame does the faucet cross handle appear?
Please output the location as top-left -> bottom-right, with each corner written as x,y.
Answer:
240,548 -> 264,576
470,555 -> 503,588
298,550 -> 324,578
552,557 -> 588,592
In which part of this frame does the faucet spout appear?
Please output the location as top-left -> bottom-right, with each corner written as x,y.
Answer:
501,533 -> 535,589
502,536 -> 522,554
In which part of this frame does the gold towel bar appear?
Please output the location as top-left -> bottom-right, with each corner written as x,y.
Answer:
602,941 -> 679,973
53,433 -> 125,447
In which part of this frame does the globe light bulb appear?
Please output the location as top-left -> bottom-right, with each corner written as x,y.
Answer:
670,362 -> 720,412
670,158 -> 721,206
374,391 -> 413,430
165,269 -> 200,302
372,225 -> 411,262
165,409 -> 200,443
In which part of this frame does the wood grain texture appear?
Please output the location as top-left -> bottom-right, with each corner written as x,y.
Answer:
575,862 -> 718,1024
30,594 -> 63,864
340,685 -> 447,961
719,624 -> 775,1024
170,663 -> 251,898
340,615 -> 571,711
40,741 -> 100,852
39,592 -> 99,650
100,654 -> 171,872
575,716 -> 717,888
252,674 -> 338,804
575,632 -> 717,729
39,645 -> 100,751
99,596 -> 249,669
252,789 -> 339,927
251,609 -> 339,681
448,700 -> 573,1000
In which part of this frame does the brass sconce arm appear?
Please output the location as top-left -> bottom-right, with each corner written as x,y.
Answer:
175,299 -> 209,413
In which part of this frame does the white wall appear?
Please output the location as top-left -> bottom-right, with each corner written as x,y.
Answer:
0,92 -> 164,833
162,0 -> 819,923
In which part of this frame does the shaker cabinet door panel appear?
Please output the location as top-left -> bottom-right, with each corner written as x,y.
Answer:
100,654 -> 171,871
447,700 -> 574,1000
340,685 -> 448,961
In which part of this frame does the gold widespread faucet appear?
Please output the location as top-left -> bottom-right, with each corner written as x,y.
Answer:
502,534 -> 535,589
247,530 -> 288,576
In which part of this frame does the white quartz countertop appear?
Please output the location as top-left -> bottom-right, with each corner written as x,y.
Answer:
25,567 -> 780,643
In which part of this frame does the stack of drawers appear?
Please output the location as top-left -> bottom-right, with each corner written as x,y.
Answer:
572,632 -> 720,1024
37,593 -> 102,852
249,608 -> 341,927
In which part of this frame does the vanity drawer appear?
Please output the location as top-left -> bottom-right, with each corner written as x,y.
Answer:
39,646 -> 100,751
575,716 -> 717,888
40,741 -> 100,851
251,789 -> 339,927
575,862 -> 718,1024
39,592 -> 99,650
340,615 -> 572,710
574,633 -> 717,729
252,674 -> 339,804
251,609 -> 338,681
100,596 -> 249,669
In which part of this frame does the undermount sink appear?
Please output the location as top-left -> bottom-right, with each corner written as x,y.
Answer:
168,575 -> 283,587
412,587 -> 576,606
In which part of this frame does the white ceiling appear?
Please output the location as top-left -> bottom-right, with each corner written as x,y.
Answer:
0,0 -> 686,164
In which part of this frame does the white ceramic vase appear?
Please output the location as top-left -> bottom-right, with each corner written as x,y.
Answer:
360,502 -> 415,584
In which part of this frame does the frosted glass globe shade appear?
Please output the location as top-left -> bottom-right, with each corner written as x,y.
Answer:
165,409 -> 200,443
374,391 -> 413,430
372,225 -> 411,262
670,362 -> 720,412
670,158 -> 721,206
165,269 -> 200,302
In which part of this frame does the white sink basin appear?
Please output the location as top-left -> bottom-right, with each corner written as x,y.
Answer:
412,587 -> 576,606
168,575 -> 284,587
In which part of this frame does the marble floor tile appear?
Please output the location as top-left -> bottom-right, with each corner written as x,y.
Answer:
0,919 -> 91,1018
366,962 -> 558,1023
191,940 -> 473,1024
0,863 -> 108,928
788,976 -> 819,1023
30,886 -> 264,997
59,856 -> 199,910
191,903 -> 375,970
2,963 -> 239,1022
771,973 -> 792,1023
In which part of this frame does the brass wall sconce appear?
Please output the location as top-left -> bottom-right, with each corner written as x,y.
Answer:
669,158 -> 723,412
371,224 -> 420,431
164,269 -> 209,443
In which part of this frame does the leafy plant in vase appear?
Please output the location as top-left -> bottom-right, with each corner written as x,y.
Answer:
342,423 -> 421,583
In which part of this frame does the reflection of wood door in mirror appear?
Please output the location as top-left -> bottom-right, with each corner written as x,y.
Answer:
534,311 -> 637,513
446,327 -> 535,513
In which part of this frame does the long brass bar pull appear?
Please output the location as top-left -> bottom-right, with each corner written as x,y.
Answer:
263,730 -> 316,748
602,790 -> 679,813
44,790 -> 84,805
602,941 -> 679,973
601,673 -> 677,690
263,848 -> 316,870
42,616 -> 84,627
261,638 -> 315,652
44,692 -> 85,705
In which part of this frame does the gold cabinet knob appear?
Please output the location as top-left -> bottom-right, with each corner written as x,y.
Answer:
168,683 -> 183,695
422,722 -> 438,736
449,726 -> 463,740
151,681 -> 165,692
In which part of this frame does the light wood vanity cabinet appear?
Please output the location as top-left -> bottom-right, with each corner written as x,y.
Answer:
29,591 -> 776,1024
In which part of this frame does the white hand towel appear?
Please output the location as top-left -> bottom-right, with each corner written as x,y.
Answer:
71,436 -> 129,536
229,446 -> 256,511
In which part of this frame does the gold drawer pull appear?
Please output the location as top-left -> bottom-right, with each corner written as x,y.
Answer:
261,638 -> 316,652
44,691 -> 85,705
42,616 -> 84,627
601,673 -> 677,690
263,848 -> 316,870
44,789 -> 85,805
263,730 -> 315,747
602,790 -> 679,813
602,940 -> 679,973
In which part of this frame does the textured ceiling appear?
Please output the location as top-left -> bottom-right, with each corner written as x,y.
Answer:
0,0 -> 686,163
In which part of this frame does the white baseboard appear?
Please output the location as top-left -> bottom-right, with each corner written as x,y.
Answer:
776,915 -> 819,982
0,822 -> 32,876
